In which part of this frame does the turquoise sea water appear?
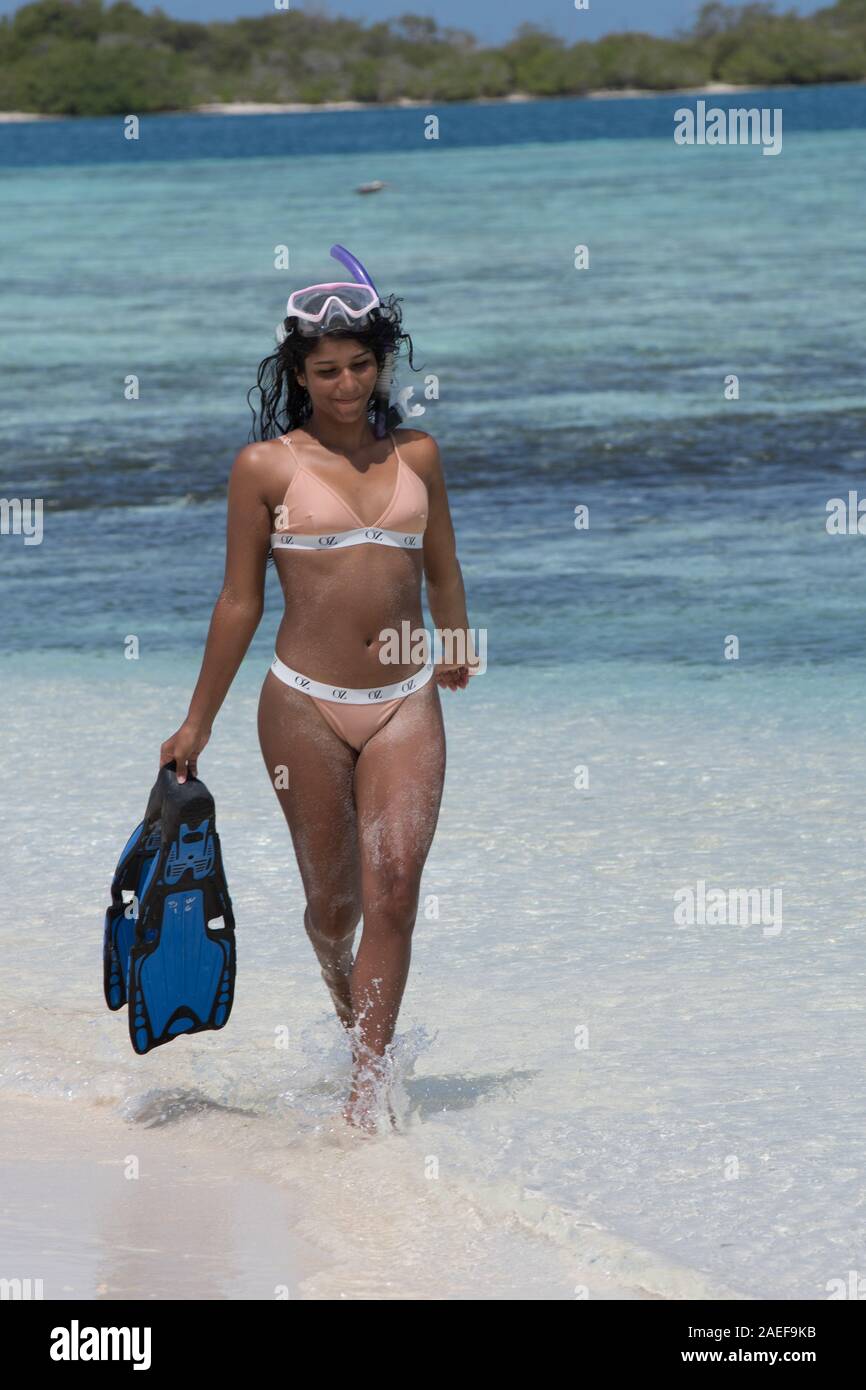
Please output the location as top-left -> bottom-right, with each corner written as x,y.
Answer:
1,87 -> 865,1299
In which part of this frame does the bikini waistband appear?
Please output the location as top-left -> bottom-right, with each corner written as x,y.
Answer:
270,653 -> 436,705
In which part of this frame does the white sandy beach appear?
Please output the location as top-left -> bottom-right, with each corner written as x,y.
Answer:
192,83 -> 763,113
0,1093 -> 326,1299
0,111 -> 62,121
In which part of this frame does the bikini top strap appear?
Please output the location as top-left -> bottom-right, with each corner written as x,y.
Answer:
388,430 -> 406,468
279,431 -> 308,474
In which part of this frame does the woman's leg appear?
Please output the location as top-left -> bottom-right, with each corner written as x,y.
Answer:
350,678 -> 446,1071
257,670 -> 363,1028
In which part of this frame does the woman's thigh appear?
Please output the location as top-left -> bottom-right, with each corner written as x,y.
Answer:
257,670 -> 362,913
352,679 -> 447,914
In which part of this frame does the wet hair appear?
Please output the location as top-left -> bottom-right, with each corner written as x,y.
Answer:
246,292 -> 418,443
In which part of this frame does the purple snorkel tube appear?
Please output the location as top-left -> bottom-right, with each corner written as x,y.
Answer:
329,243 -> 377,293
330,243 -> 395,440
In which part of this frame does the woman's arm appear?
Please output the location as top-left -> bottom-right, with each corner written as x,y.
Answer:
416,433 -> 482,688
160,444 -> 272,779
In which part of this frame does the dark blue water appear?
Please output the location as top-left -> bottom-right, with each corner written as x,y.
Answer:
1,83 -> 865,168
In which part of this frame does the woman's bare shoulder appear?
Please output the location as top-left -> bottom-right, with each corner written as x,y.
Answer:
393,425 -> 436,449
393,427 -> 441,472
228,436 -> 293,494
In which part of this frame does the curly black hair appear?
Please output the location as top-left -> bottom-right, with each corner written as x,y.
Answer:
245,292 -> 419,443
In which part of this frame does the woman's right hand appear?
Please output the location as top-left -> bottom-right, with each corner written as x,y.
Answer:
159,721 -> 211,783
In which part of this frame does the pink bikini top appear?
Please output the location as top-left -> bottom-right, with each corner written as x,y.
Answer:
271,431 -> 428,551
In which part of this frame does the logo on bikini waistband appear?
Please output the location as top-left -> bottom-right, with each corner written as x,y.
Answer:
367,689 -> 383,701
401,662 -> 433,693
275,534 -> 294,545
317,534 -> 338,546
294,676 -> 311,690
331,688 -> 348,700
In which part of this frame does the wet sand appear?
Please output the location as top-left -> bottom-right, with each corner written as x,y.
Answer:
0,1093 -> 328,1300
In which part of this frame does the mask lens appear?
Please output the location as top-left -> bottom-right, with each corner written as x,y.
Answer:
288,283 -> 378,322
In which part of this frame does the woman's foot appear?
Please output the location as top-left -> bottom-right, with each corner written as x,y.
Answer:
342,1049 -> 398,1133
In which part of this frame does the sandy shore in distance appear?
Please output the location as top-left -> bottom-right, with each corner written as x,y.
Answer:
586,81 -> 759,99
0,1092 -> 327,1300
188,83 -> 769,113
0,111 -> 65,121
0,83 -> 809,122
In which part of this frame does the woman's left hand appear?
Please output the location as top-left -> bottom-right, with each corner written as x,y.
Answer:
434,662 -> 481,690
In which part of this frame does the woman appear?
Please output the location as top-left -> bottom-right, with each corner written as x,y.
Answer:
159,257 -> 480,1130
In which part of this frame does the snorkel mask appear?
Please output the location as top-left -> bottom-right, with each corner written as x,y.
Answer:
276,244 -> 396,440
284,280 -> 379,335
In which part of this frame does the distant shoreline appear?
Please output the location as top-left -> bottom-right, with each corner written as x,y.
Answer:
0,81 -> 848,122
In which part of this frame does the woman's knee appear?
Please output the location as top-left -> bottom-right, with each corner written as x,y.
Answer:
305,894 -> 361,944
363,867 -> 422,932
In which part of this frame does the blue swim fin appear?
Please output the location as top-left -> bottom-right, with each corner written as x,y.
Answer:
103,763 -> 237,1055
103,777 -> 165,1010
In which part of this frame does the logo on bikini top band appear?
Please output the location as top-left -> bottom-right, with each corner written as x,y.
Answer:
275,529 -> 421,547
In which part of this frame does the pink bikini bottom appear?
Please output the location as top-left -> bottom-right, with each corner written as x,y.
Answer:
270,652 -> 436,753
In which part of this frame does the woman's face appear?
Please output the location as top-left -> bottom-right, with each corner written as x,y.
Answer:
296,336 -> 379,423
